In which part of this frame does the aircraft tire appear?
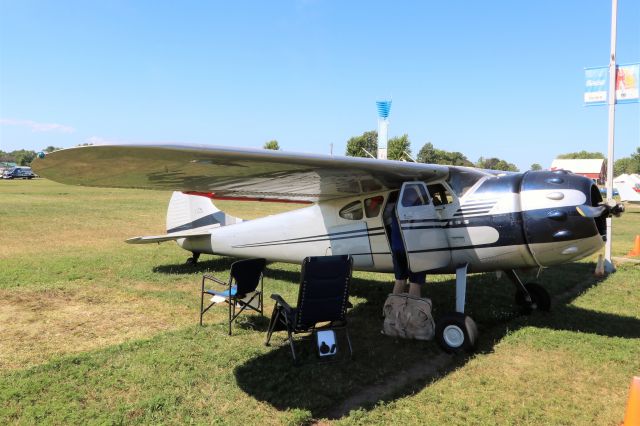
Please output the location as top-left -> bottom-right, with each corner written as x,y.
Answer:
515,282 -> 551,313
435,312 -> 478,353
186,257 -> 197,265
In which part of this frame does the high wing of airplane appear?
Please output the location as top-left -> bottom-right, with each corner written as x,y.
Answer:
33,144 -> 625,352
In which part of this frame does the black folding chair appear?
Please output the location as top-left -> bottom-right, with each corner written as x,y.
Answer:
265,255 -> 353,363
199,258 -> 266,335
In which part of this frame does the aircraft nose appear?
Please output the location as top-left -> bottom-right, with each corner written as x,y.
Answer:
519,171 -> 605,266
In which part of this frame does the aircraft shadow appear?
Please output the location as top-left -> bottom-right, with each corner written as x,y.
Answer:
153,257 -> 237,274
233,262 -> 640,420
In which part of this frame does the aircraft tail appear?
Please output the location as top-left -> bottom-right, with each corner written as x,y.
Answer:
617,182 -> 640,203
166,191 -> 242,234
126,192 -> 242,245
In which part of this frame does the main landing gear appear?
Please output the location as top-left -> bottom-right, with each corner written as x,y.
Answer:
505,270 -> 551,314
186,252 -> 200,265
435,264 -> 479,353
435,267 -> 551,353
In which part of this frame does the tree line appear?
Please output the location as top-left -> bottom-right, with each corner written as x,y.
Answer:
344,130 -> 519,171
0,146 -> 61,166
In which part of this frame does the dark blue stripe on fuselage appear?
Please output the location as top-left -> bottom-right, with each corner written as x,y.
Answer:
167,212 -> 228,234
232,227 -> 385,248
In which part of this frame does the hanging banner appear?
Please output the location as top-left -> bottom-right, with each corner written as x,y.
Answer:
584,64 -> 640,106
616,64 -> 639,103
584,67 -> 608,105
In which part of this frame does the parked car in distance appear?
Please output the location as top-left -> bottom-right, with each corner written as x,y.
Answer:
2,166 -> 37,179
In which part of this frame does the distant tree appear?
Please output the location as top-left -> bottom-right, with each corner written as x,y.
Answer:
387,134 -> 411,161
530,163 -> 542,171
614,147 -> 640,176
0,150 -> 12,162
263,140 -> 280,150
12,150 -> 37,166
417,142 -> 473,166
345,130 -> 378,158
477,156 -> 519,172
614,157 -> 633,176
42,146 -> 62,153
557,150 -> 605,159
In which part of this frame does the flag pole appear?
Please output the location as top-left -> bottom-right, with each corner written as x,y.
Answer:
604,0 -> 618,273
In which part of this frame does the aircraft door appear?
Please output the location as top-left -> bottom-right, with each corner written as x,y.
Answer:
397,182 -> 451,271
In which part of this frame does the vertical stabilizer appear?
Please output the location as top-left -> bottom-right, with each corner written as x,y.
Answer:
166,192 -> 242,234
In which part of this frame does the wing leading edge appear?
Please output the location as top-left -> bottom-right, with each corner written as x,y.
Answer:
33,144 -> 449,202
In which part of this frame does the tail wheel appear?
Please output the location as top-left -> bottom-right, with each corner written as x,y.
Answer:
515,282 -> 551,313
436,312 -> 478,353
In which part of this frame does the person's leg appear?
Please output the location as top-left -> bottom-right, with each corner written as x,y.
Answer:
408,282 -> 421,297
408,272 -> 426,298
393,279 -> 408,294
391,250 -> 409,294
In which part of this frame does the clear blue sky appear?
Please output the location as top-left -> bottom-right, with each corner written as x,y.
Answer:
1,0 -> 638,170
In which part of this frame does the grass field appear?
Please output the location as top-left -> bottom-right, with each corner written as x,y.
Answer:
1,179 -> 639,425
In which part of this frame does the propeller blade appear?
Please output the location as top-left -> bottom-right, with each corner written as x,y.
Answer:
576,205 -> 607,218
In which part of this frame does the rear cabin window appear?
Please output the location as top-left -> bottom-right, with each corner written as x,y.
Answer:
339,200 -> 363,220
364,195 -> 384,218
427,183 -> 454,206
401,184 -> 430,207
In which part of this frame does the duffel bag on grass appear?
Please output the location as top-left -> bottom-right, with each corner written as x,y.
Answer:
382,294 -> 435,341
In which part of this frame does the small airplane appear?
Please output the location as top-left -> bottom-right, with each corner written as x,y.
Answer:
33,144 -> 625,352
615,181 -> 640,204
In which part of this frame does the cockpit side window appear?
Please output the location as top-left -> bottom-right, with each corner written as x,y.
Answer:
339,200 -> 364,220
364,195 -> 384,218
427,183 -> 453,206
401,183 -> 430,207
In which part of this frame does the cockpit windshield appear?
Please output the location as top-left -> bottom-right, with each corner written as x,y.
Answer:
446,167 -> 488,197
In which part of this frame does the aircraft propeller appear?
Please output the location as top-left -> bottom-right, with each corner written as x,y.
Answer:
576,201 -> 625,218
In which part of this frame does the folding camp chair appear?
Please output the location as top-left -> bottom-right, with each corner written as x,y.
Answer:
265,255 -> 353,363
199,258 -> 266,335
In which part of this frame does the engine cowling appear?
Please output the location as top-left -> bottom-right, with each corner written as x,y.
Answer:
519,170 -> 605,266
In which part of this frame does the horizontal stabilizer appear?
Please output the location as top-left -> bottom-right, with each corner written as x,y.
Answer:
126,230 -> 212,244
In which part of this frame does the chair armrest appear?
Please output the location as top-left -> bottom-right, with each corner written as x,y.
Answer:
270,294 -> 293,313
203,274 -> 228,286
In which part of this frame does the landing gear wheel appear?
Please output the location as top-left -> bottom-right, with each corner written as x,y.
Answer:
186,253 -> 200,265
515,282 -> 551,313
436,312 -> 478,353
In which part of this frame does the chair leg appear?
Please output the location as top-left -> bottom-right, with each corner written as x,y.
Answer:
259,276 -> 264,316
228,298 -> 233,336
287,330 -> 298,363
345,328 -> 353,359
265,307 -> 280,346
199,283 -> 205,326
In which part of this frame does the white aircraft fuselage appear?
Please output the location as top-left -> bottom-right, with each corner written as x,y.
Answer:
174,170 -> 606,274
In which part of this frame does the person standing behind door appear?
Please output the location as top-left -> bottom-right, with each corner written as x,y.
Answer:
389,208 -> 426,297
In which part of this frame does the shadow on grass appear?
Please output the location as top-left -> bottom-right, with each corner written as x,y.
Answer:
234,262 -> 640,419
152,257 -> 301,285
152,256 -> 236,275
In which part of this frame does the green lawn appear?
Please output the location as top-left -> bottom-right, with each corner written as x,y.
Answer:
1,179 -> 638,424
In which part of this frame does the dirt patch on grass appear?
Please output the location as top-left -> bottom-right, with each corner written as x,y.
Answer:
0,286 -> 194,370
323,352 -> 454,420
